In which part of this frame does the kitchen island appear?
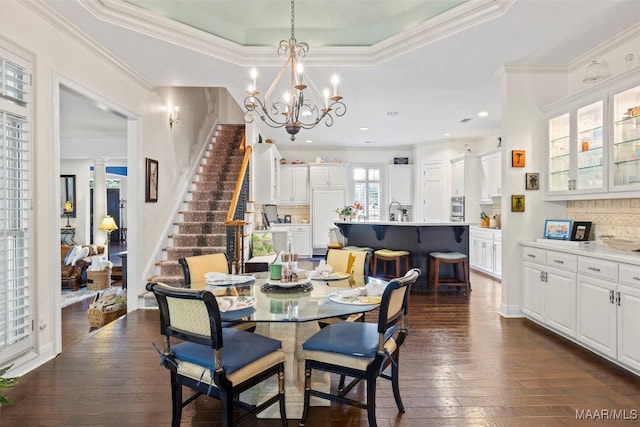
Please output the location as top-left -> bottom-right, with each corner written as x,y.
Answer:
334,221 -> 471,287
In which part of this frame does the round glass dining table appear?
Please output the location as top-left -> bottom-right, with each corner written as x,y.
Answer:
191,272 -> 387,419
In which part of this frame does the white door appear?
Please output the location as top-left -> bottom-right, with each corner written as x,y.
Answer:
312,189 -> 345,248
421,161 -> 444,221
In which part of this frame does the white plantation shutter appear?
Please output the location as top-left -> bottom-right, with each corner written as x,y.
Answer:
0,46 -> 33,363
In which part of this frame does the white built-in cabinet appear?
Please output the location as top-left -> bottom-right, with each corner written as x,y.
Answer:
251,144 -> 281,204
309,164 -> 347,188
520,242 -> 640,375
469,226 -> 501,279
543,71 -> 640,200
279,165 -> 309,204
388,165 -> 413,205
479,149 -> 501,203
271,223 -> 311,256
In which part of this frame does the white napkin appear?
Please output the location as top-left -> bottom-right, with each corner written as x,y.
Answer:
336,288 -> 361,298
364,280 -> 385,297
216,297 -> 233,312
314,260 -> 334,277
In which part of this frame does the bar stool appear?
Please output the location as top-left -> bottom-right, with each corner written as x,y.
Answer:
372,249 -> 410,278
429,251 -> 470,301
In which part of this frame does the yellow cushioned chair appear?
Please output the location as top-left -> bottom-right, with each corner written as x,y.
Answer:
179,253 -> 229,288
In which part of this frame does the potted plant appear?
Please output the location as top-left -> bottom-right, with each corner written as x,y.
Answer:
0,364 -> 21,405
336,205 -> 354,221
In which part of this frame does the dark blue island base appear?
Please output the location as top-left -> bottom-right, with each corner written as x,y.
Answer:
335,221 -> 470,288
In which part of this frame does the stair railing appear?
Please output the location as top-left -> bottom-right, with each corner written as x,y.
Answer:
224,133 -> 252,273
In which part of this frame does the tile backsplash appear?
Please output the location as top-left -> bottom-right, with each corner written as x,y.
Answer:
567,198 -> 640,240
255,204 -> 310,228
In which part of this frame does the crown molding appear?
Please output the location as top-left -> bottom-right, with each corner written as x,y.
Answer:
21,0 -> 152,89
78,0 -> 512,67
499,64 -> 569,75
567,21 -> 640,72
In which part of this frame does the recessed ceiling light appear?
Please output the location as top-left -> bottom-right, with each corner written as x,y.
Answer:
443,132 -> 452,136
360,127 -> 369,131
305,139 -> 312,143
478,111 -> 489,117
387,112 -> 399,116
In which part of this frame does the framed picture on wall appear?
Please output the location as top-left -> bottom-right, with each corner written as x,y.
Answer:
511,195 -> 525,212
145,158 -> 158,203
511,150 -> 525,167
525,173 -> 539,190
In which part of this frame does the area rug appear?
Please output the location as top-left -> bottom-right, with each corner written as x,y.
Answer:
61,288 -> 99,308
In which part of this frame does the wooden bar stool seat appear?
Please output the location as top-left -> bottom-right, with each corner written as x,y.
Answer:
372,249 -> 410,278
429,251 -> 470,301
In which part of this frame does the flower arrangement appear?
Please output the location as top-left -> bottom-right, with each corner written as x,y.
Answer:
336,202 -> 364,218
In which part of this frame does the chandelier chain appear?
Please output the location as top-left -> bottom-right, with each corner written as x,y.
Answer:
290,0 -> 295,42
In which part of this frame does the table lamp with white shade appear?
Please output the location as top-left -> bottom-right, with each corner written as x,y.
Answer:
99,215 -> 118,259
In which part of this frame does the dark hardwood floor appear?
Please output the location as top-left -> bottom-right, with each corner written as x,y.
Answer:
3,269 -> 640,426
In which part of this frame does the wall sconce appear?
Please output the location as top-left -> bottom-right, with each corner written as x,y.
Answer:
169,105 -> 180,128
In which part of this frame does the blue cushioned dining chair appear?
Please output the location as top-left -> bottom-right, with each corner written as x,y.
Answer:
300,268 -> 420,427
146,282 -> 288,427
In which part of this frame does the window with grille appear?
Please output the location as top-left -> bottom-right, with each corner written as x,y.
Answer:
352,166 -> 381,221
0,47 -> 33,364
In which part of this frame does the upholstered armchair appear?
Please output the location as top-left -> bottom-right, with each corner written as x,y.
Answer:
61,244 -> 104,291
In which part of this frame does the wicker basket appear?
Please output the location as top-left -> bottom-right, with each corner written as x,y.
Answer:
87,305 -> 127,328
87,269 -> 111,290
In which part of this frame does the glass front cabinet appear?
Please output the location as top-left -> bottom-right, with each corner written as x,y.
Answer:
546,99 -> 605,196
545,75 -> 640,199
612,83 -> 640,190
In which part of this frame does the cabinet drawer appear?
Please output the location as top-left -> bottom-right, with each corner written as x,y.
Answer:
545,251 -> 577,272
471,228 -> 494,240
619,263 -> 640,288
290,226 -> 310,232
578,257 -> 618,281
522,246 -> 545,264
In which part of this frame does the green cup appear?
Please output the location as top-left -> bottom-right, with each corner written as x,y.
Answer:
269,264 -> 282,280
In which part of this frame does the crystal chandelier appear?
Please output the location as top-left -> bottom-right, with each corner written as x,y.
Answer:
244,0 -> 346,141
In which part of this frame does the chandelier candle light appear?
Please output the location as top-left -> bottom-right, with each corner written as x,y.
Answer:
244,0 -> 346,141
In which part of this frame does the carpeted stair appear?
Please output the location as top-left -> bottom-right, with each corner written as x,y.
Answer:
148,124 -> 246,287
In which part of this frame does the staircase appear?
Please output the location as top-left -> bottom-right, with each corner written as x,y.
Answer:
149,124 -> 246,287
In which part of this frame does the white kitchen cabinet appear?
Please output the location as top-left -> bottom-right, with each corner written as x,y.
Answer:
611,82 -> 640,192
469,227 -> 501,279
617,264 -> 640,372
522,247 -> 577,338
251,144 -> 281,204
388,165 -> 413,205
479,149 -> 501,203
271,223 -> 311,256
493,232 -> 502,277
546,264 -> 577,338
279,165 -> 309,204
309,164 -> 347,188
520,241 -> 640,376
545,97 -> 605,197
577,274 -> 618,358
522,262 -> 546,324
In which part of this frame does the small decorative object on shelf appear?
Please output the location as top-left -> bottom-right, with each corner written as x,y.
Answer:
571,221 -> 592,241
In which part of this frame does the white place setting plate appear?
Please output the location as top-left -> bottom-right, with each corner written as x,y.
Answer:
216,296 -> 256,312
310,272 -> 351,281
205,272 -> 256,286
265,275 -> 311,288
